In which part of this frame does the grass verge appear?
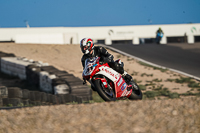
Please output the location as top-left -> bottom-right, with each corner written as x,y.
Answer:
138,61 -> 168,72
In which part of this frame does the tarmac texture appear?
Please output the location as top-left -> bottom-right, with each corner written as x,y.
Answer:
109,43 -> 200,78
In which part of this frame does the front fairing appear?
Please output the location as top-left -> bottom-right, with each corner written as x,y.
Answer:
96,66 -> 132,98
82,57 -> 99,80
115,76 -> 132,98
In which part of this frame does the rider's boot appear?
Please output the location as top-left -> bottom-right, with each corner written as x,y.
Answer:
122,71 -> 134,91
127,84 -> 133,91
122,71 -> 132,83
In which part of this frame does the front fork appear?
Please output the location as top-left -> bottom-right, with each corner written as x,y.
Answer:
92,78 -> 108,88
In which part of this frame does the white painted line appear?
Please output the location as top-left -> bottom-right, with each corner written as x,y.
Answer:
99,44 -> 200,81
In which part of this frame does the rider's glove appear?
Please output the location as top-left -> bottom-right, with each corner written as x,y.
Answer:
83,78 -> 87,85
99,61 -> 103,65
83,80 -> 86,85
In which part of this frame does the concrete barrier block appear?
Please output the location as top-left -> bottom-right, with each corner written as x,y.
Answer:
18,74 -> 26,80
0,86 -> 8,98
8,87 -> 23,98
41,92 -> 47,103
39,71 -> 49,91
29,91 -> 35,101
34,91 -> 42,101
0,96 -> 2,107
1,63 -> 7,69
54,84 -> 70,94
1,68 -> 12,75
39,71 -> 56,93
2,98 -> 22,106
22,89 -> 30,99
22,99 -> 29,106
47,75 -> 57,85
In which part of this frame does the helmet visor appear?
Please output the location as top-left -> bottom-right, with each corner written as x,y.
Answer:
81,45 -> 89,54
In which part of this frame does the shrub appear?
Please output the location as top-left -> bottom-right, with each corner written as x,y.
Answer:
133,79 -> 142,83
181,92 -> 195,96
195,92 -> 200,97
152,78 -> 162,82
138,61 -> 168,72
17,103 -> 24,107
7,104 -> 13,107
117,55 -> 121,58
188,82 -> 200,88
127,58 -> 134,61
154,86 -> 163,90
145,83 -> 156,86
138,85 -> 146,90
141,73 -> 153,77
175,77 -> 192,83
172,88 -> 179,90
169,92 -> 180,99
166,79 -> 175,82
131,72 -> 138,76
144,91 -> 159,98
159,89 -> 170,96
175,77 -> 200,88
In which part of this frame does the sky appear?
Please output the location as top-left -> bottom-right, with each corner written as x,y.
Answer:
0,0 -> 200,28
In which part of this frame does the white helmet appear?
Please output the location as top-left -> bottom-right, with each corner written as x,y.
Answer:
80,38 -> 94,54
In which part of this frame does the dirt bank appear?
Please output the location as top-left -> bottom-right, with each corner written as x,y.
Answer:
0,97 -> 200,133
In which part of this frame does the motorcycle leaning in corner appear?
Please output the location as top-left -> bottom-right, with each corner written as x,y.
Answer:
156,32 -> 163,44
82,57 -> 143,101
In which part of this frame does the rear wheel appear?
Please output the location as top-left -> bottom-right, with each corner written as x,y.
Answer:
128,81 -> 143,100
93,79 -> 116,101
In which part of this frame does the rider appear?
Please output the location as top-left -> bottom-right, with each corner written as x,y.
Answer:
156,27 -> 164,44
156,27 -> 164,34
80,37 -> 132,83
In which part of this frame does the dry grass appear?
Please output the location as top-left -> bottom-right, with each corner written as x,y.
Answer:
0,97 -> 200,133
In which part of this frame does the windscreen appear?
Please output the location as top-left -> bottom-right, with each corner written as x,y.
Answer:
85,57 -> 98,67
83,57 -> 98,76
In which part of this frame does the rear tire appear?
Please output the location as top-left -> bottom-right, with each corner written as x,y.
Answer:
128,81 -> 143,100
93,79 -> 116,101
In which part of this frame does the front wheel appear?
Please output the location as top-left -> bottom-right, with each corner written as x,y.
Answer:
93,79 -> 116,101
128,81 -> 143,100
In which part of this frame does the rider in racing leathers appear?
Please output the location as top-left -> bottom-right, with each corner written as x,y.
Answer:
80,38 -> 132,84
156,27 -> 164,35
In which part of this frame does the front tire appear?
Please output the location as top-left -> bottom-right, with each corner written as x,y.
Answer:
93,79 -> 116,101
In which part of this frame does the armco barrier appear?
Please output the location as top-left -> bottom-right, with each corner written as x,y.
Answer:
0,51 -> 92,107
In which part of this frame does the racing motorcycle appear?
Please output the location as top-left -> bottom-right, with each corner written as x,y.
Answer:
156,32 -> 163,44
82,57 -> 143,101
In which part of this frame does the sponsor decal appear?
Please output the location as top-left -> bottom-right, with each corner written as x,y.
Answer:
114,75 -> 118,79
191,27 -> 197,33
117,77 -> 123,86
121,83 -> 127,91
121,89 -> 131,97
102,68 -> 118,79
93,64 -> 97,67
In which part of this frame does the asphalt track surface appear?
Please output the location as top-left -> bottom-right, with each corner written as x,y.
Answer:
107,43 -> 200,78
